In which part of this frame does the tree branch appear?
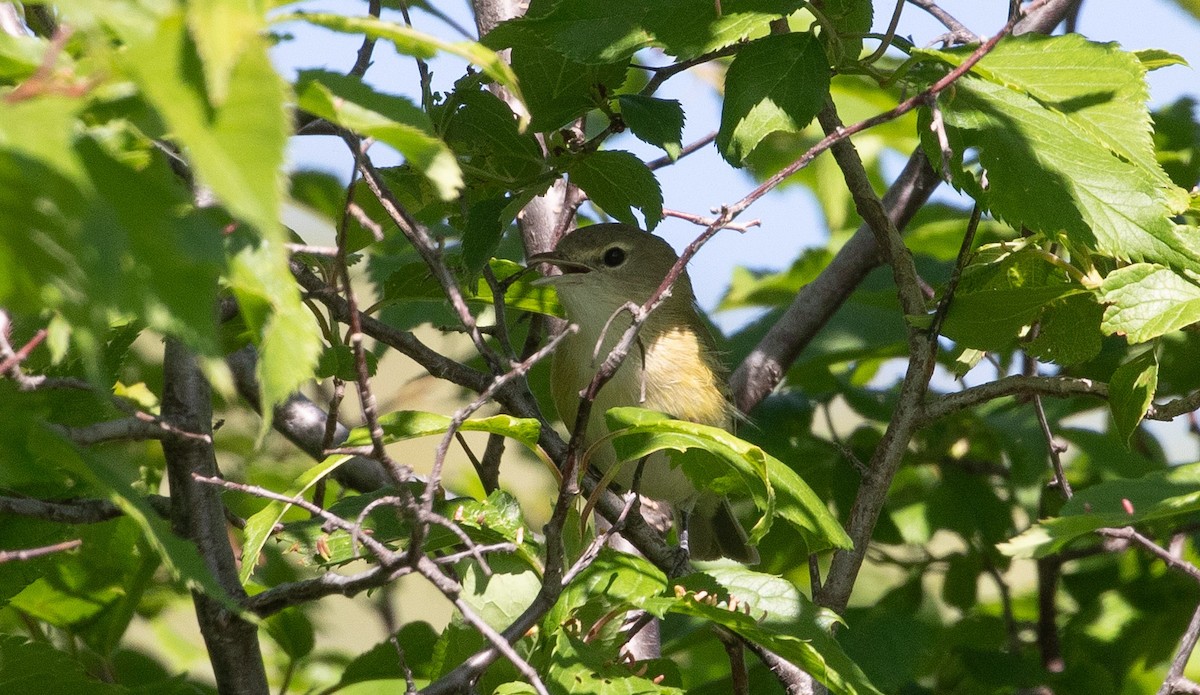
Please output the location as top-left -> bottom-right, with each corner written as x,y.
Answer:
161,339 -> 268,694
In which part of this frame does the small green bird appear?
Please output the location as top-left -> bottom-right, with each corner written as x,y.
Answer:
530,223 -> 757,563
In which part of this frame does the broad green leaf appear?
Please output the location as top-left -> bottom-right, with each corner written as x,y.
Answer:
226,235 -> 323,440
939,246 -> 1085,351
460,553 -> 542,633
511,42 -> 628,132
186,0 -> 262,104
542,632 -> 683,694
546,549 -> 666,644
701,564 -> 844,633
296,70 -> 462,201
238,452 -> 360,583
563,150 -> 663,230
718,32 -> 831,165
0,30 -> 46,80
1152,98 -> 1200,191
336,622 -> 439,688
380,258 -> 564,319
263,607 -> 314,660
618,95 -> 685,160
440,86 -> 545,186
642,579 -> 883,695
282,12 -> 527,124
0,635 -> 123,695
345,410 -> 543,451
818,0 -> 874,66
1108,349 -> 1159,446
919,35 -> 1200,269
604,407 -> 852,552
484,0 -> 801,64
461,196 -> 511,276
41,429 -> 239,613
1026,294 -> 1105,366
1000,461 -> 1200,559
124,11 -> 286,240
1100,262 -> 1200,342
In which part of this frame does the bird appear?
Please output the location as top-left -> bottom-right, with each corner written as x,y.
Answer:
529,223 -> 758,563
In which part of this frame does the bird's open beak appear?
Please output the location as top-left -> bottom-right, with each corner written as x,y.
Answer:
526,252 -> 592,278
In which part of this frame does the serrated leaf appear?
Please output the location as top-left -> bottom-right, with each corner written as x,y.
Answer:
1000,461 -> 1200,559
186,0 -> 262,105
564,150 -> 663,230
124,11 -> 286,239
484,0 -> 801,64
919,35 -> 1200,269
461,196 -> 511,276
1100,262 -> 1200,342
1135,48 -> 1189,71
296,70 -> 462,201
604,407 -> 851,552
283,12 -> 527,125
542,631 -> 683,694
940,247 -> 1085,351
441,87 -> 545,185
718,32 -> 831,165
1108,349 -> 1158,446
618,95 -> 685,160
641,584 -> 882,695
1026,293 -> 1105,365
511,42 -> 628,132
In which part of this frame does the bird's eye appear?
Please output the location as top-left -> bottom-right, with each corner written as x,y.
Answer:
602,247 -> 626,267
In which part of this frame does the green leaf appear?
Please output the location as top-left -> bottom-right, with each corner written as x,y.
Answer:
0,29 -> 47,80
563,150 -> 663,230
940,246 -> 1085,351
380,258 -> 564,318
296,70 -> 462,201
1100,262 -> 1200,342
1108,349 -> 1159,446
226,234 -> 323,440
238,452 -> 361,583
441,86 -> 545,185
999,461 -> 1200,559
43,431 -> 239,613
264,607 -> 315,660
818,0 -> 874,67
1152,98 -> 1200,191
717,32 -> 831,165
604,407 -> 852,553
484,0 -> 801,64
461,196 -> 511,276
0,635 -> 124,695
511,43 -> 628,132
542,631 -> 683,694
919,35 -> 1199,269
1135,48 -> 1189,71
1026,294 -> 1105,366
346,410 -> 543,451
642,578 -> 883,695
186,0 -> 262,104
124,11 -> 287,239
283,12 -> 527,124
337,622 -> 439,687
546,549 -> 666,643
618,95 -> 685,160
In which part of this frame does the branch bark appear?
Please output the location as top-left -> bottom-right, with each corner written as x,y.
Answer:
162,339 -> 268,695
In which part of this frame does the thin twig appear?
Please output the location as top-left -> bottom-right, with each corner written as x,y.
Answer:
348,0 -> 381,78
907,0 -> 980,42
0,539 -> 82,563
